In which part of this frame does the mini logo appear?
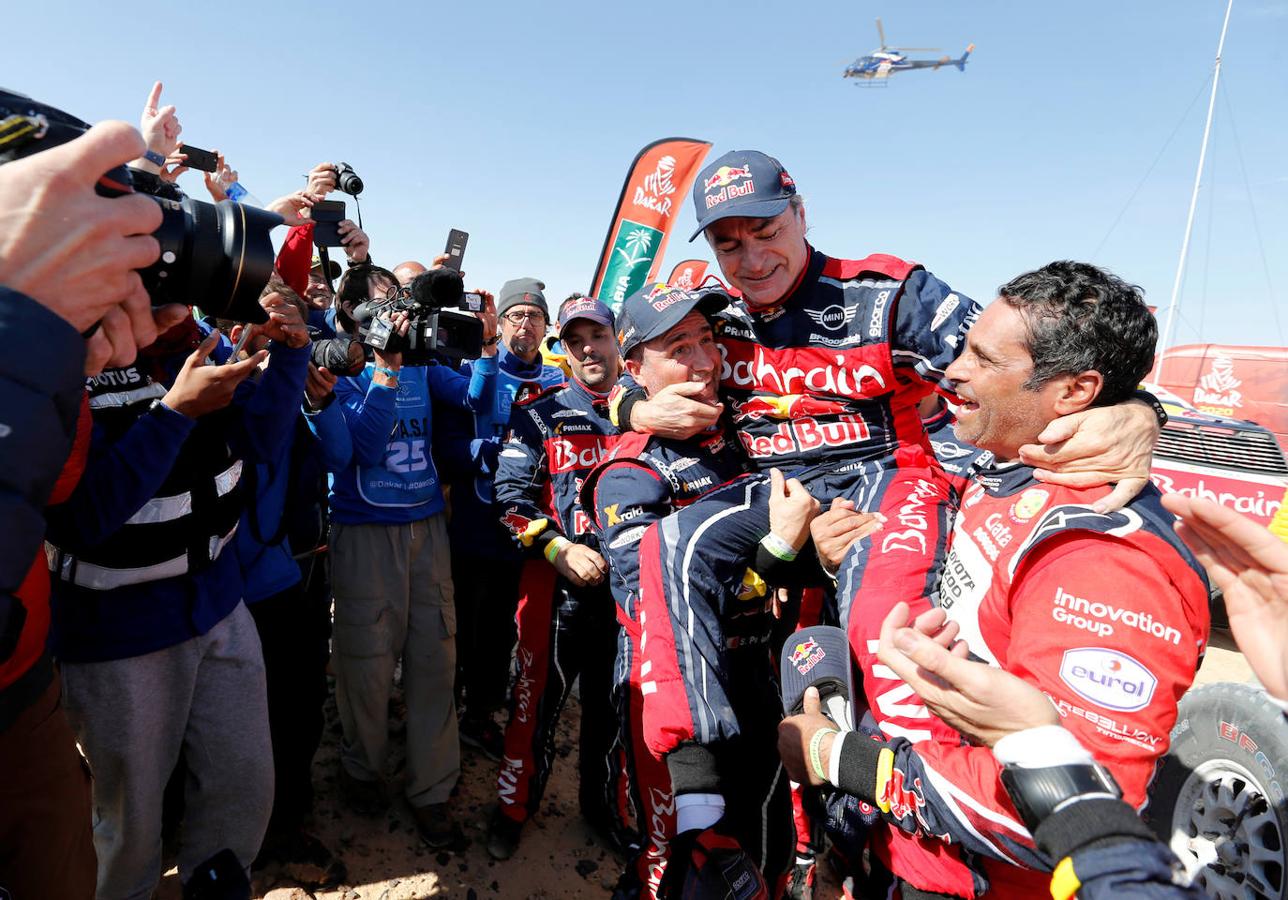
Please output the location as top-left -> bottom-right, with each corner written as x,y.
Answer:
1060,648 -> 1157,712
805,304 -> 858,331
1010,488 -> 1049,522
779,170 -> 795,190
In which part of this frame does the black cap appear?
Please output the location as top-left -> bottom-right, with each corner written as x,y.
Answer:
616,283 -> 728,358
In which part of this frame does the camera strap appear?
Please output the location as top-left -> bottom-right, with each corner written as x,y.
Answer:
0,113 -> 47,158
318,246 -> 336,293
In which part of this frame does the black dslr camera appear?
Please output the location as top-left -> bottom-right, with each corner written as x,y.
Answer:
352,268 -> 483,363
0,89 -> 282,324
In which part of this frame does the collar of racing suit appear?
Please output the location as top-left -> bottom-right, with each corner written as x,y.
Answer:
969,458 -> 1038,497
566,374 -> 612,411
745,242 -> 819,320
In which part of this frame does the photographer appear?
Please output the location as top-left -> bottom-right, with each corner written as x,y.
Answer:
328,265 -> 498,849
0,93 -> 199,897
43,254 -> 309,897
438,277 -> 564,757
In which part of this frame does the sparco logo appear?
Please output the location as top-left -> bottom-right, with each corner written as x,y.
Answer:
805,304 -> 857,331
633,155 -> 677,218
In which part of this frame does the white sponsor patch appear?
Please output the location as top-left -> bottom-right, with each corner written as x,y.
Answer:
929,294 -> 960,331
609,525 -> 647,549
1059,648 -> 1157,712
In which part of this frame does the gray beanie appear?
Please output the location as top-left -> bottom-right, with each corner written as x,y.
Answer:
497,277 -> 549,319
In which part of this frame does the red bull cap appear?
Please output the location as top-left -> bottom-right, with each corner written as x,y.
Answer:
690,150 -> 797,241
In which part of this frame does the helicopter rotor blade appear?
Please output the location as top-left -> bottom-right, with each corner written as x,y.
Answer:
892,47 -> 942,52
876,17 -> 886,48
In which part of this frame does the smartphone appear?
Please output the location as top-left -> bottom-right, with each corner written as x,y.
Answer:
177,144 -> 219,173
443,229 -> 469,271
461,292 -> 484,313
311,200 -> 347,247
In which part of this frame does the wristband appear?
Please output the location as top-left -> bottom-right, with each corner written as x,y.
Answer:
143,148 -> 166,167
373,366 -> 399,379
998,762 -> 1122,833
808,728 -> 837,783
760,531 -> 798,562
543,536 -> 570,564
1132,389 -> 1168,427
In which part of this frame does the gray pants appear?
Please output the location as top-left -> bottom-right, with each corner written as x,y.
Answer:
330,514 -> 459,807
61,601 -> 273,900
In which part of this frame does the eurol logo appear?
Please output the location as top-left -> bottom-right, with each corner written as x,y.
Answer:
1059,648 -> 1157,713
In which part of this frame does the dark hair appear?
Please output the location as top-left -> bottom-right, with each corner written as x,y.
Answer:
998,261 -> 1156,407
335,264 -> 398,331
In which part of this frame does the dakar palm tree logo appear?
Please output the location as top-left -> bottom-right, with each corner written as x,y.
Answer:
614,227 -> 655,270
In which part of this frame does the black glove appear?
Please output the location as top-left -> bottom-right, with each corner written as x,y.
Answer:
657,824 -> 769,900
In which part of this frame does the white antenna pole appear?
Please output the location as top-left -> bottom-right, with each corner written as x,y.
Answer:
1155,0 -> 1234,383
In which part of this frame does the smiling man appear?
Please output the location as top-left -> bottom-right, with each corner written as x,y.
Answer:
780,262 -> 1211,899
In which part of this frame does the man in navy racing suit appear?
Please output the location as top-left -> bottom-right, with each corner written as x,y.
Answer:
586,284 -> 862,898
488,297 -> 629,860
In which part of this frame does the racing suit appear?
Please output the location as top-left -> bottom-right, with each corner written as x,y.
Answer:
584,428 -> 793,896
493,379 -> 625,835
614,248 -> 983,895
825,462 -> 1210,897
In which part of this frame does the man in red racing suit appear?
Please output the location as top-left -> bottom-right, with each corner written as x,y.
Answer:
787,261 -> 1209,898
612,151 -> 1162,897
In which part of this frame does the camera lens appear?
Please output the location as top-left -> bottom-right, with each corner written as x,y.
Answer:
336,162 -> 363,196
142,196 -> 282,323
310,336 -> 365,377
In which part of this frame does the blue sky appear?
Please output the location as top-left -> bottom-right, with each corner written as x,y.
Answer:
10,1 -> 1286,348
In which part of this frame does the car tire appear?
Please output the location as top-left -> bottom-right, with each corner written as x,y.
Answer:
1147,682 -> 1288,899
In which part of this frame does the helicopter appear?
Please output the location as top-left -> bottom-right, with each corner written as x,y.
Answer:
843,18 -> 973,85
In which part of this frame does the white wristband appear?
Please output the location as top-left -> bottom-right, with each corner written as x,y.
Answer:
827,729 -> 852,787
993,725 -> 1094,769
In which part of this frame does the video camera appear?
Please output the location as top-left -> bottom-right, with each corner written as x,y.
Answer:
352,267 -> 483,363
0,89 -> 281,324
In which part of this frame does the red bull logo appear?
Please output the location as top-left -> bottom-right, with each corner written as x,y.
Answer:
703,164 -> 753,192
789,637 -> 826,675
739,414 -> 872,460
703,165 -> 756,210
734,394 -> 851,422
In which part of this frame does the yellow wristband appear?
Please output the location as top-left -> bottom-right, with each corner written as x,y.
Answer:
1049,857 -> 1082,900
543,537 -> 569,564
875,746 -> 896,813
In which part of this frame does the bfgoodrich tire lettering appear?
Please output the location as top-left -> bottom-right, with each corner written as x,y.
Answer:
1148,682 -> 1288,899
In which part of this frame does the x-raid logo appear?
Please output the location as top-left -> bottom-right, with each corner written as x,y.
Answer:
633,155 -> 678,218
703,164 -> 754,209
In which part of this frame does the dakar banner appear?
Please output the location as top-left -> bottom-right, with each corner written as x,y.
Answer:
666,259 -> 709,290
589,137 -> 712,312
